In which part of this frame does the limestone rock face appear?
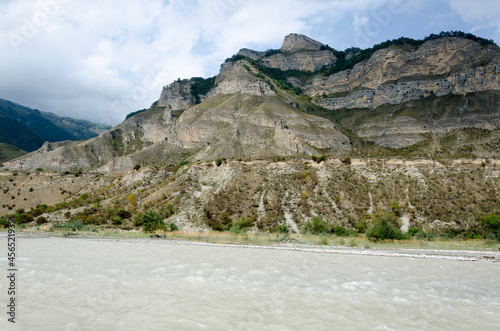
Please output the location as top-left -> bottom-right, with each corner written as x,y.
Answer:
210,62 -> 275,96
157,79 -> 196,110
236,48 -> 266,61
280,33 -> 324,52
307,38 -> 500,109
260,50 -> 337,72
257,33 -> 337,72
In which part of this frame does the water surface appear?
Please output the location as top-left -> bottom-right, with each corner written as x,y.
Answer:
1,237 -> 498,330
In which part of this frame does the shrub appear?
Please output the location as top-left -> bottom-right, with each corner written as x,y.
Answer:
302,216 -> 329,235
229,217 -> 253,233
480,213 -> 500,241
112,216 -> 122,225
140,209 -> 165,233
216,158 -> 223,167
117,208 -> 131,219
333,225 -> 350,237
36,216 -> 48,225
366,216 -> 404,241
35,168 -> 43,172
169,222 -> 179,232
277,224 -> 289,234
52,220 -> 84,231
0,218 -> 10,228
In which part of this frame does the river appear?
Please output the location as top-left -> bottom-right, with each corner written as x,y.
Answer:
1,237 -> 499,330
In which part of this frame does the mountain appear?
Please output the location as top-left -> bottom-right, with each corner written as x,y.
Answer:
1,31 -> 499,236
0,98 -> 111,162
3,32 -> 500,172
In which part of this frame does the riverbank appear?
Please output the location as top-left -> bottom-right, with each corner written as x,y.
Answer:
5,228 -> 500,263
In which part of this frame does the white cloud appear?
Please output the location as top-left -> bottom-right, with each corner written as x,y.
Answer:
447,0 -> 500,40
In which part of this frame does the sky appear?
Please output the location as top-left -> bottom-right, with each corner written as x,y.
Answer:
1,0 -> 500,125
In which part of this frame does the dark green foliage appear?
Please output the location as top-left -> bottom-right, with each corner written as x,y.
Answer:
35,168 -> 43,172
480,213 -> 500,241
265,49 -> 281,56
190,76 -> 217,103
0,218 -> 10,228
52,220 -> 84,231
333,225 -> 351,237
302,216 -> 329,234
277,224 -> 290,234
35,216 -> 48,225
140,209 -> 165,233
216,158 -> 223,167
125,109 -> 148,120
224,54 -> 246,63
366,216 -> 404,241
229,216 -> 254,233
169,222 -> 179,232
112,216 -> 122,225
134,165 -> 141,171
117,208 -> 131,219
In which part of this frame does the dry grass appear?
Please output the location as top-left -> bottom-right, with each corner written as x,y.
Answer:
11,227 -> 497,252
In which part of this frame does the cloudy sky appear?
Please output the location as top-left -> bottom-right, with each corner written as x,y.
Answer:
1,0 -> 499,125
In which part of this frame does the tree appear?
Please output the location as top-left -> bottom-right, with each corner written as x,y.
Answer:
140,209 -> 165,233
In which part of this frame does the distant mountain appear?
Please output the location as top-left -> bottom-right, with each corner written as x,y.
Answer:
0,98 -> 110,162
39,111 -> 111,140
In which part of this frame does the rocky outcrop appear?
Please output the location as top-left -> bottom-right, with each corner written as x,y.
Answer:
260,50 -> 337,72
307,38 -> 500,109
281,33 -> 324,52
236,48 -> 266,61
210,62 -> 275,96
258,33 -> 337,72
157,79 -> 196,110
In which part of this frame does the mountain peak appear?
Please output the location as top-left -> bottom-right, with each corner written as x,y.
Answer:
280,33 -> 324,52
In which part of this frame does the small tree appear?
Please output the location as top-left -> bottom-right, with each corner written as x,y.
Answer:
302,216 -> 329,235
141,209 -> 165,233
366,216 -> 404,241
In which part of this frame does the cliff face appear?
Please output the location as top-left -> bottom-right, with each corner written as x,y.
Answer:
157,79 -> 196,110
307,38 -> 500,109
259,34 -> 337,72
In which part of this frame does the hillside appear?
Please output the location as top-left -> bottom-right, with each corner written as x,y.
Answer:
0,98 -> 110,162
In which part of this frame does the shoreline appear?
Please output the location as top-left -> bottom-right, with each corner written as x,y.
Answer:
6,231 -> 500,263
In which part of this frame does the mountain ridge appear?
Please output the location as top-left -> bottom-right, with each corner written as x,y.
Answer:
3,31 -> 500,172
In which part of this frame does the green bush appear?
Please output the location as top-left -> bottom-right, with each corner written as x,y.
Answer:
302,216 -> 329,235
480,213 -> 500,240
35,216 -> 48,225
169,222 -> 179,232
112,216 -> 122,225
0,218 -> 10,228
277,224 -> 289,234
52,220 -> 84,231
117,208 -> 131,219
229,217 -> 253,233
140,209 -> 165,233
35,168 -> 43,172
333,225 -> 350,237
216,158 -> 223,167
366,216 -> 404,241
